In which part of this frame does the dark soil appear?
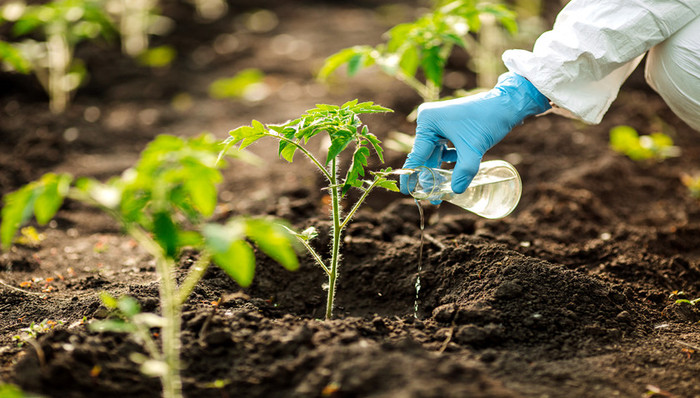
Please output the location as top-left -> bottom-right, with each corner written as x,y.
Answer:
2,1 -> 700,397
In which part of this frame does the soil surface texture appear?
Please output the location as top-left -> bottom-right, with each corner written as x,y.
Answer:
1,1 -> 700,397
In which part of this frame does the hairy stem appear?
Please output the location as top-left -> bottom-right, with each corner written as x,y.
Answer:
177,251 -> 212,305
340,177 -> 381,231
156,255 -> 183,398
127,226 -> 183,398
273,135 -> 333,182
293,237 -> 330,276
326,158 -> 342,320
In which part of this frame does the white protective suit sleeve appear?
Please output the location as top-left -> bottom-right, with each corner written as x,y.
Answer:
502,0 -> 700,124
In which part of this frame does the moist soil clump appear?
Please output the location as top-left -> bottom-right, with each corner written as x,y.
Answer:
2,1 -> 700,397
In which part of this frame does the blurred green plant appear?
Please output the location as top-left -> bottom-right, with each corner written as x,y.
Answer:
0,0 -> 115,114
0,383 -> 43,398
137,44 -> 176,68
103,0 -> 175,58
1,134 -> 299,398
209,68 -> 267,101
609,125 -> 680,162
12,319 -> 64,347
318,0 -> 517,103
220,100 -> 398,319
681,173 -> 700,199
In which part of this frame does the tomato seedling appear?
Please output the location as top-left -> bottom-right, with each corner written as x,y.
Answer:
318,0 -> 517,102
220,100 -> 398,319
0,0 -> 115,114
1,134 -> 299,398
609,125 -> 680,162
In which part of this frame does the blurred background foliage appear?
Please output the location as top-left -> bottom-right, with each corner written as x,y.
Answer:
0,0 -> 549,114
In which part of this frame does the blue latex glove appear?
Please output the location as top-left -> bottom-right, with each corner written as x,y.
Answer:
400,72 -> 551,198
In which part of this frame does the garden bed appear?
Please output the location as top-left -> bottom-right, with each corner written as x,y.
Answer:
1,1 -> 700,397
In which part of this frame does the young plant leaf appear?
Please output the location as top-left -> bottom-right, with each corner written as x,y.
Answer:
89,319 -> 137,333
153,212 -> 179,258
0,41 -> 31,74
213,240 -> 256,287
326,133 -> 354,164
33,173 -> 72,225
245,219 -> 299,271
117,296 -> 142,318
1,185 -> 37,250
184,177 -> 217,218
376,179 -> 400,192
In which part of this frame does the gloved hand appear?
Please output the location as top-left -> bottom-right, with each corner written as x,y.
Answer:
400,72 -> 551,197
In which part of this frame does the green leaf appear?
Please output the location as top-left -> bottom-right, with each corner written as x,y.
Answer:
1,184 -> 38,250
300,227 -> 318,241
153,212 -> 178,258
609,125 -> 639,153
0,41 -> 31,74
318,47 -> 368,81
421,46 -> 444,88
343,146 -> 371,196
209,68 -> 265,99
118,296 -> 141,318
137,46 -> 176,68
203,221 -> 257,285
363,130 -> 384,163
89,319 -> 137,333
184,178 -> 217,217
246,219 -> 299,271
177,230 -> 204,248
376,179 -> 400,192
341,99 -> 359,108
399,45 -> 420,78
33,173 -> 72,225
279,141 -> 298,162
99,291 -> 119,309
213,240 -> 256,287
347,53 -> 364,76
326,134 -> 354,164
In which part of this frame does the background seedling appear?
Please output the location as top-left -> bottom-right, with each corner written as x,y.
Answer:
1,134 -> 299,398
609,125 -> 680,162
0,0 -> 115,114
209,68 -> 268,102
220,100 -> 398,319
318,0 -> 517,103
12,319 -> 64,347
681,173 -> 700,199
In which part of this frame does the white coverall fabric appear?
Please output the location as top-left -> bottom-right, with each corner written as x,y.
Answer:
645,16 -> 700,131
502,0 -> 700,129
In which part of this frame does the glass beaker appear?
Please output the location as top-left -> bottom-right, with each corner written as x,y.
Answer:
406,160 -> 522,219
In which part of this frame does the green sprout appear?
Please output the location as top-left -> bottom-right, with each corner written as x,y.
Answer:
609,125 -> 680,162
318,0 -> 517,102
0,0 -> 115,114
220,100 -> 398,319
12,319 -> 64,347
1,134 -> 299,398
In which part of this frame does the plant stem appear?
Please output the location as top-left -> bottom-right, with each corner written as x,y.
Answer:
156,255 -> 183,398
47,30 -> 70,114
127,226 -> 183,398
177,251 -> 212,305
273,135 -> 333,182
339,178 -> 380,231
326,158 -> 342,320
294,238 -> 330,276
